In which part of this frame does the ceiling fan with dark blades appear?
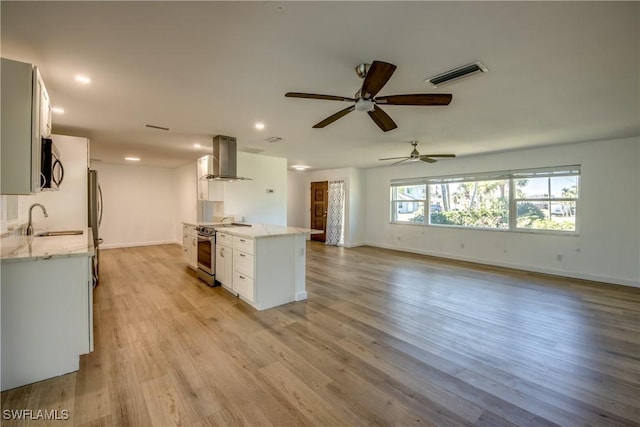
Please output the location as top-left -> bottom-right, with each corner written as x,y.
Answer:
379,141 -> 456,165
285,60 -> 452,132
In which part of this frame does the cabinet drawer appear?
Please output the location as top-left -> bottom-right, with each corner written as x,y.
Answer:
233,236 -> 254,255
183,225 -> 196,237
234,271 -> 254,302
234,250 -> 254,277
216,232 -> 233,248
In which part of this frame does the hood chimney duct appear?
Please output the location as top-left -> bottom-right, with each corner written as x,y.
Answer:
200,135 -> 251,181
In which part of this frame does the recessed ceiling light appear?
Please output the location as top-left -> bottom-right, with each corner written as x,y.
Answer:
52,107 -> 65,114
193,143 -> 201,148
125,157 -> 140,162
255,122 -> 265,130
291,165 -> 309,171
75,74 -> 91,84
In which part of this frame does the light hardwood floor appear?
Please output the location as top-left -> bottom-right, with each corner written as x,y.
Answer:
2,242 -> 639,426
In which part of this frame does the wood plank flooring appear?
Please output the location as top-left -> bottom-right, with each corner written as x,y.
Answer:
2,242 -> 639,426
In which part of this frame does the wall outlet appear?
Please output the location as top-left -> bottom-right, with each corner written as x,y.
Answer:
556,254 -> 563,261
460,243 -> 465,249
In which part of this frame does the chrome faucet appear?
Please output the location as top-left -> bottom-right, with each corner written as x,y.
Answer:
221,216 -> 234,224
26,203 -> 48,236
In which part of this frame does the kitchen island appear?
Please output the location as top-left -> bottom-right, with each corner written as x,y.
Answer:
0,228 -> 94,391
213,224 -> 320,311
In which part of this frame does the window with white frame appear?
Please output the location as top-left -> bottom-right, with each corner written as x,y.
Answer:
427,173 -> 510,230
390,183 -> 427,224
512,166 -> 580,232
390,165 -> 580,233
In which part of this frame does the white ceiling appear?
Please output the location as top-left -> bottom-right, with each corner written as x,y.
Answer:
2,1 -> 638,170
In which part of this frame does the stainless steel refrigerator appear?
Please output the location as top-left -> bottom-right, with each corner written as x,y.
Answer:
88,170 -> 103,286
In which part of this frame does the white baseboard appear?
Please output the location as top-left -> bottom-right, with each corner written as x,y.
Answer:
295,291 -> 308,301
343,242 -> 365,248
100,240 -> 180,250
365,242 -> 640,289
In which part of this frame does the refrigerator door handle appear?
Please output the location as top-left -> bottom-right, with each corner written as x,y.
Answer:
98,184 -> 103,227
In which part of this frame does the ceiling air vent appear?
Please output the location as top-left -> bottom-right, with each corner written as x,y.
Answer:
425,61 -> 488,88
144,124 -> 170,131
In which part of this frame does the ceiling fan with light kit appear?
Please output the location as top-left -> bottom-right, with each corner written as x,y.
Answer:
285,60 -> 453,132
379,141 -> 456,165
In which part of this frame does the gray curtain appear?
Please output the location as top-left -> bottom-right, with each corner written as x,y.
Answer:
326,180 -> 345,246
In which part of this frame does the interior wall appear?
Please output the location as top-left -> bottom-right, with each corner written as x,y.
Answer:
223,152 -> 287,225
365,136 -> 640,287
287,171 -> 307,228
348,168 -> 367,246
175,161 -> 197,235
287,167 -> 366,247
92,162 -> 178,249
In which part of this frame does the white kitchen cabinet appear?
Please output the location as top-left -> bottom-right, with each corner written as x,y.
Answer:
233,236 -> 254,255
182,224 -> 197,270
197,155 -> 224,201
216,231 -> 233,248
227,234 -> 304,310
212,225 -> 315,310
1,58 -> 51,194
232,236 -> 255,302
233,270 -> 254,302
215,232 -> 233,291
233,249 -> 254,277
1,255 -> 93,391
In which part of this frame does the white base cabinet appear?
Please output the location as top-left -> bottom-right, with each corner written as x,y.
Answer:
182,224 -> 197,270
229,234 -> 306,311
233,236 -> 255,302
1,255 -> 93,391
215,232 -> 233,290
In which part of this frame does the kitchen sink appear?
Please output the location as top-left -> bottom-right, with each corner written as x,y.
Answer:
220,222 -> 252,228
35,230 -> 84,237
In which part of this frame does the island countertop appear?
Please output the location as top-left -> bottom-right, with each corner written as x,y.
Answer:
213,224 -> 322,239
0,227 -> 95,263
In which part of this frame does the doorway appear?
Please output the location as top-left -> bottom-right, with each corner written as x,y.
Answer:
310,181 -> 328,242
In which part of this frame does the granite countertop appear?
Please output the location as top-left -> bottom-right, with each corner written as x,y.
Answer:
182,220 -> 322,239
0,227 -> 95,263
214,224 -> 322,239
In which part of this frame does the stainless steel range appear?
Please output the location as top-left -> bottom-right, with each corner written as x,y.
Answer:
196,225 -> 217,286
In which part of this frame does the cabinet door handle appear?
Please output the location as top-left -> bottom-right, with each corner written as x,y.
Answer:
240,253 -> 245,257
239,275 -> 245,279
240,239 -> 246,242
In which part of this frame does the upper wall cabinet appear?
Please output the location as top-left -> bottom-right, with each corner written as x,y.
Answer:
1,58 -> 52,194
197,155 -> 224,201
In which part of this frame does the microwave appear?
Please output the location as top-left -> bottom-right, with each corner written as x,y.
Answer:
41,138 -> 64,190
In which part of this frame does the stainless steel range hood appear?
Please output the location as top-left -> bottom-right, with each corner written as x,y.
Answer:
200,135 -> 251,181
